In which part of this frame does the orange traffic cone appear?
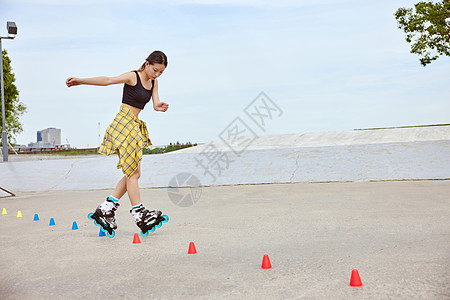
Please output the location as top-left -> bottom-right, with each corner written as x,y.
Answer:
349,269 -> 363,287
133,233 -> 141,244
261,254 -> 272,269
188,242 -> 197,254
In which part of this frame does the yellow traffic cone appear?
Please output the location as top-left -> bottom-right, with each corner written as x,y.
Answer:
16,210 -> 22,218
2,208 -> 7,215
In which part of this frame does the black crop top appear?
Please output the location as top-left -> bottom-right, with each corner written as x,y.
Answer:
122,71 -> 154,109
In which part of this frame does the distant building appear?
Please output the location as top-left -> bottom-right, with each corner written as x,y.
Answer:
23,128 -> 62,149
38,128 -> 61,146
28,141 -> 54,148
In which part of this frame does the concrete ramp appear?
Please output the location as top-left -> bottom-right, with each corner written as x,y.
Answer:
174,125 -> 450,153
1,126 -> 449,192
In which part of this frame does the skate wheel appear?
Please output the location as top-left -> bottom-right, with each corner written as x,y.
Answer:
93,220 -> 101,227
149,226 -> 155,233
140,230 -> 149,238
88,213 -> 94,221
100,227 -> 106,233
162,215 -> 169,223
155,222 -> 162,228
106,230 -> 115,238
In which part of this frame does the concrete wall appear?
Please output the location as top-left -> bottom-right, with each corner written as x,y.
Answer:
1,126 -> 449,193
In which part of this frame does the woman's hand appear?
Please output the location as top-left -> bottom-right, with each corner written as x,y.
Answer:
66,77 -> 82,87
154,101 -> 169,112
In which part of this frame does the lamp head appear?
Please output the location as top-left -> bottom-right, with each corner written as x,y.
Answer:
7,22 -> 17,37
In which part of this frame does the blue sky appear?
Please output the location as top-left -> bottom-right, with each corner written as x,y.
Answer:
1,0 -> 449,148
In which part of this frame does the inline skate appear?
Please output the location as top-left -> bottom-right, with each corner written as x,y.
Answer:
88,198 -> 120,238
131,204 -> 169,237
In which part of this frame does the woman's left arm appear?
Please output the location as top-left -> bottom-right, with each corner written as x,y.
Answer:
152,79 -> 169,112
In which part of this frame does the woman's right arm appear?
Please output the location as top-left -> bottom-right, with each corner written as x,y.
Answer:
66,72 -> 134,87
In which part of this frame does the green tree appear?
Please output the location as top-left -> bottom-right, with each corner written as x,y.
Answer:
394,0 -> 450,66
0,49 -> 26,145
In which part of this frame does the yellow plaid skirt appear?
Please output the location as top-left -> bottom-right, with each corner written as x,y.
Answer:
98,105 -> 152,177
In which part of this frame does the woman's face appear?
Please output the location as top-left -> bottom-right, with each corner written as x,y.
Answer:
146,62 -> 166,80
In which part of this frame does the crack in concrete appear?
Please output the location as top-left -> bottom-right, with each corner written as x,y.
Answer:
48,160 -> 79,190
290,153 -> 300,181
63,160 -> 78,180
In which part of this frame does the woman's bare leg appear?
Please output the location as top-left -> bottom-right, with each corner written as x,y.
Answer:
110,149 -> 141,206
111,149 -> 127,199
126,163 -> 141,207
112,176 -> 127,199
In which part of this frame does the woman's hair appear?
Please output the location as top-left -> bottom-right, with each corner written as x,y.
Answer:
137,50 -> 168,72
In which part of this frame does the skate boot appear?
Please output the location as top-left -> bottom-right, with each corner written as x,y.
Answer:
130,204 -> 169,237
88,198 -> 120,238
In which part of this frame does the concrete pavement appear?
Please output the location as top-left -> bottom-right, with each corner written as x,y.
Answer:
0,180 -> 449,299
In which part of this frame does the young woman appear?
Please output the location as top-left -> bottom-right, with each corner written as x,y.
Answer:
66,51 -> 169,237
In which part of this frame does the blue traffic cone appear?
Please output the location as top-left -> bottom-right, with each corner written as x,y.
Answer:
33,213 -> 39,221
49,218 -> 55,226
99,228 -> 106,237
72,221 -> 78,230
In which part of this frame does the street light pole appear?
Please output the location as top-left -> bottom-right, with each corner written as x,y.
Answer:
1,21 -> 17,162
1,38 -> 8,162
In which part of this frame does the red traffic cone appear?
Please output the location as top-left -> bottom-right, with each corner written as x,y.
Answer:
261,254 -> 272,269
133,233 -> 141,244
188,242 -> 197,254
349,269 -> 363,287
